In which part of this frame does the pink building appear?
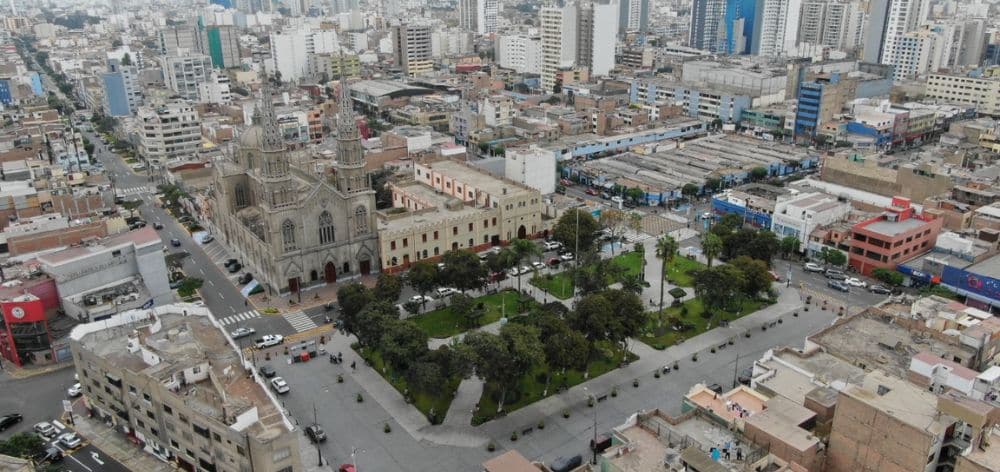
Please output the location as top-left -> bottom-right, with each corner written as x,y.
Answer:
848,197 -> 942,277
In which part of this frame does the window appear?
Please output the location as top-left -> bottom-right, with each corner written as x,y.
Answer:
147,411 -> 155,420
354,206 -> 369,234
468,223 -> 473,231
391,241 -> 396,250
422,234 -> 427,243
318,211 -> 335,244
492,217 -> 497,226
434,231 -> 439,240
468,238 -> 473,247
403,238 -> 408,248
164,405 -> 172,415
453,226 -> 458,235
170,440 -> 179,449
282,220 -> 296,251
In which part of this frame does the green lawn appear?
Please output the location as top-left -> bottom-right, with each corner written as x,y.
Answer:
530,272 -> 575,299
472,341 -> 637,425
662,256 -> 705,288
638,297 -> 768,350
611,251 -> 644,277
410,290 -> 537,338
360,347 -> 459,424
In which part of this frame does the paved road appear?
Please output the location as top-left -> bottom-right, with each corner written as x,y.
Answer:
82,131 -> 330,340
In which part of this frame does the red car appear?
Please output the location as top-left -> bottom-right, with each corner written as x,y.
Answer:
585,188 -> 599,196
560,178 -> 573,186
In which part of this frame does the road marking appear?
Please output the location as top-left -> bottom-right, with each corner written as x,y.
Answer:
53,420 -> 66,430
220,310 -> 261,326
283,311 -> 319,332
219,293 -> 225,300
69,455 -> 93,472
91,452 -> 104,465
208,280 -> 215,287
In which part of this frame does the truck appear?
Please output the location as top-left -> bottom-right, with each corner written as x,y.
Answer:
255,334 -> 284,349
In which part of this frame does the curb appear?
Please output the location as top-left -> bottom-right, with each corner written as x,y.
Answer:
4,361 -> 73,380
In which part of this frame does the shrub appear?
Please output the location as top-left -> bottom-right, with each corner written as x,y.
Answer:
611,387 -> 618,397
337,374 -> 343,383
384,423 -> 391,433
537,420 -> 545,430
563,410 -> 570,418
487,441 -> 496,452
356,393 -> 364,403
510,432 -> 518,441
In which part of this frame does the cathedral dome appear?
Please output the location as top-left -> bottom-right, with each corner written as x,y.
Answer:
239,126 -> 263,150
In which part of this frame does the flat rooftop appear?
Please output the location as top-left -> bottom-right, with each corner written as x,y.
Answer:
862,216 -> 928,236
843,370 -> 953,435
377,181 -> 484,233
966,253 -> 1000,279
810,310 -> 974,380
959,429 -> 1000,469
605,425 -> 672,472
37,226 -> 161,266
422,160 -> 534,199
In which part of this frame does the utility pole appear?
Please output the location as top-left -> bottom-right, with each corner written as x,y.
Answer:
313,403 -> 322,466
731,350 -> 741,389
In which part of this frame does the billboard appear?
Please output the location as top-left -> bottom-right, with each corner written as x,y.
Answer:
941,265 -> 1000,303
1,298 -> 47,324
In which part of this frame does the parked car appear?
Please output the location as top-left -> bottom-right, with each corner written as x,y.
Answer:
560,253 -> 574,261
409,295 -> 434,304
305,424 -> 327,443
230,327 -> 256,340
435,287 -> 459,297
844,277 -> 867,288
0,413 -> 22,431
170,238 -> 181,247
869,284 -> 892,295
67,383 -> 82,397
258,365 -> 276,378
585,188 -> 598,196
549,455 -> 583,472
153,222 -> 164,230
255,334 -> 284,349
804,262 -> 824,272
560,178 -> 573,186
224,258 -> 239,268
270,377 -> 290,394
531,261 -> 546,270
228,263 -> 242,273
35,447 -> 62,464
489,271 -> 507,282
543,241 -> 562,251
202,235 -> 214,244
827,280 -> 850,292
519,265 -> 531,275
238,273 -> 254,284
824,269 -> 847,280
33,422 -> 56,438
57,432 -> 82,449
547,257 -> 562,267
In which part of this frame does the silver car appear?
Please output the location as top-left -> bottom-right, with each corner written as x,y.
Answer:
230,327 -> 256,340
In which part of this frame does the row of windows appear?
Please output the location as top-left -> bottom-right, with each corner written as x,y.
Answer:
389,218 -> 500,250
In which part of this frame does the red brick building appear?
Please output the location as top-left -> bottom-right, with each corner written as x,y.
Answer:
848,197 -> 942,276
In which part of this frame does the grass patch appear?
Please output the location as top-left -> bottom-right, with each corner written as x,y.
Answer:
473,341 -> 637,425
611,251 -> 644,277
661,256 -> 704,288
410,290 -> 537,338
360,347 -> 458,424
638,297 -> 769,350
530,272 -> 574,299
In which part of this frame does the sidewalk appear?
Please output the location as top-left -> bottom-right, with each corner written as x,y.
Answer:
1,361 -> 73,380
68,399 -> 173,472
248,274 -> 377,315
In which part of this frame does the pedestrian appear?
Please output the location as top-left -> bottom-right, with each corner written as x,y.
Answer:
350,360 -> 356,370
736,448 -> 742,461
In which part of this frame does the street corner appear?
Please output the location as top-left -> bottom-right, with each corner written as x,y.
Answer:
2,361 -> 74,380
284,324 -> 335,344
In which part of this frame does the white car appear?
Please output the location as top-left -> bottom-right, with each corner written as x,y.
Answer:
230,327 -> 256,340
270,377 -> 290,394
58,432 -> 82,449
543,241 -> 561,251
844,277 -> 867,288
67,383 -> 82,397
33,422 -> 56,438
804,262 -> 824,273
254,334 -> 284,349
508,267 -> 523,277
560,253 -> 575,261
435,287 -> 459,297
531,261 -> 547,270
519,266 -> 531,275
409,294 -> 434,304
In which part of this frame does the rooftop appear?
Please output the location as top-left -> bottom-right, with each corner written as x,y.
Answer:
70,304 -> 291,438
842,370 -> 953,435
37,227 -> 161,266
966,253 -> 1000,279
862,216 -> 928,236
377,181 -> 485,233
481,450 -> 540,472
420,159 -> 534,199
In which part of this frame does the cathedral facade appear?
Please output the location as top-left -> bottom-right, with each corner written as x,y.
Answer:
210,76 -> 378,296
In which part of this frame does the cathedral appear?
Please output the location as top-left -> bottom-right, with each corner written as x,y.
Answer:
210,71 -> 378,296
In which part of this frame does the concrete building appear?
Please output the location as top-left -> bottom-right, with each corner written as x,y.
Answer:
158,24 -> 205,56
688,0 -> 727,52
794,72 -> 856,138
198,71 -> 232,105
480,95 -> 515,127
392,24 -> 433,77
863,0 -> 931,69
618,0 -> 649,35
771,191 -> 851,253
797,0 -> 865,51
205,25 -> 241,68
137,103 -> 202,166
476,0 -> 498,35
497,34 -> 542,74
68,304 -> 302,472
161,54 -> 214,101
926,67 -> 1000,117
750,0 -> 802,57
37,228 -> 171,321
576,0 -> 619,77
378,160 -> 543,273
886,28 -> 944,81
848,196 -> 943,276
270,30 -> 310,82
540,4 -> 578,93
102,58 -> 142,117
503,146 -> 557,195
458,0 -> 477,33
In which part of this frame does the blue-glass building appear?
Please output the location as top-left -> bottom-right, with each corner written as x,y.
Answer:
0,79 -> 12,106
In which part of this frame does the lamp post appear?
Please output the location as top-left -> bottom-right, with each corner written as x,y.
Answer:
583,387 -> 598,465
312,403 -> 322,466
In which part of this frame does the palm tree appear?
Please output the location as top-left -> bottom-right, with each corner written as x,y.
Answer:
620,273 -> 650,295
655,236 -> 679,317
702,233 -> 722,268
510,238 -> 541,293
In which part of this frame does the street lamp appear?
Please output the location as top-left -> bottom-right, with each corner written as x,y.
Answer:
583,387 -> 598,465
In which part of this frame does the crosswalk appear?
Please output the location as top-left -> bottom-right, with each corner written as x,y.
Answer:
115,186 -> 151,196
283,311 -> 318,332
219,310 -> 261,326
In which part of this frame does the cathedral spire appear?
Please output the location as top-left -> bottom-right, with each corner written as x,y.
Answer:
336,50 -> 359,139
258,63 -> 284,151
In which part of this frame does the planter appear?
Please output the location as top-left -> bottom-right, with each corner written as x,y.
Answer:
356,393 -> 364,403
793,312 -> 798,317
778,319 -> 783,324
673,361 -> 679,370
633,379 -> 640,388
563,410 -> 570,418
487,442 -> 496,452
728,339 -> 734,345
588,397 -> 595,407
654,371 -> 661,378
710,348 -> 716,354
745,332 -> 751,338
611,387 -> 618,398
762,326 -> 767,331
384,423 -> 391,433
337,374 -> 343,383
537,420 -> 545,430
510,432 -> 519,441
691,354 -> 698,362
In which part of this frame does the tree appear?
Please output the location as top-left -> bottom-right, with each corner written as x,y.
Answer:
780,236 -> 801,259
406,361 -> 446,395
746,230 -> 779,265
485,248 -> 518,283
552,209 -> 600,254
619,273 -> 650,294
336,283 -> 372,333
373,273 -> 402,302
354,301 -> 394,347
599,209 -> 634,255
111,38 -> 123,48
681,183 -> 700,201
450,293 -> 485,328
543,326 -> 588,388
379,319 -> 428,371
730,256 -> 772,298
693,265 -> 745,312
705,177 -> 723,193
602,289 -> 646,355
406,262 -> 439,308
177,277 -> 203,298
702,233 -> 722,268
120,52 -> 132,66
0,432 -> 46,460
819,247 -> 847,267
510,239 -> 541,292
625,187 -> 645,203
464,324 -> 543,412
872,268 -> 904,286
655,236 -> 679,316
750,167 -> 769,181
440,249 -> 488,293
570,292 -> 615,343
711,213 -> 744,237
574,257 -> 623,294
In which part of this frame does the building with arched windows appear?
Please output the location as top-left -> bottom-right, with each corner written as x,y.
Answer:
210,73 -> 378,295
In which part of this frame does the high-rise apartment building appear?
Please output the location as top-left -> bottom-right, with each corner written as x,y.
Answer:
926,67 -> 1000,116
458,0 -> 477,32
689,0 -> 727,52
458,0 -> 498,35
69,305 -> 302,472
101,58 -> 142,117
750,0 -> 803,56
270,30 -> 310,82
137,103 -> 202,166
392,24 -> 433,77
863,0 -> 930,66
205,25 -> 241,68
161,54 -> 213,101
797,0 -> 865,50
577,0 -> 619,77
158,24 -> 205,56
198,70 -> 232,105
540,4 -> 578,92
498,34 -> 542,74
618,0 -> 649,35
885,28 -> 942,80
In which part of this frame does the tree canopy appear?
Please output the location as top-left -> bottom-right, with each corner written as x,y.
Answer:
552,209 -> 600,253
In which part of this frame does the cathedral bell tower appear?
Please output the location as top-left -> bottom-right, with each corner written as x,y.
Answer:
334,54 -> 370,195
255,66 -> 295,209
